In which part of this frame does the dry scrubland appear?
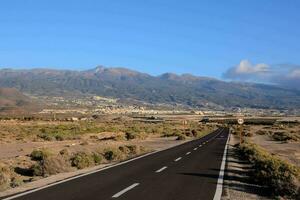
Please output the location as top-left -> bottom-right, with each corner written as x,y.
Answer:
0,116 -> 215,193
231,122 -> 300,199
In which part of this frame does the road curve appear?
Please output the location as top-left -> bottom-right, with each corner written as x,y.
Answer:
2,127 -> 229,200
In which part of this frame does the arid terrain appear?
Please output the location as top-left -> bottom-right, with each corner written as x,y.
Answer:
224,118 -> 300,199
0,114 -> 216,196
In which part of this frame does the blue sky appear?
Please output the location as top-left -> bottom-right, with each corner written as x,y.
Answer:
1,0 -> 300,79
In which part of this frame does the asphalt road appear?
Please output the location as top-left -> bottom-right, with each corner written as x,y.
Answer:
3,127 -> 229,200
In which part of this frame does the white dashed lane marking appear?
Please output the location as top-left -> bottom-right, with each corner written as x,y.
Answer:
174,157 -> 182,162
112,183 -> 140,198
155,166 -> 167,173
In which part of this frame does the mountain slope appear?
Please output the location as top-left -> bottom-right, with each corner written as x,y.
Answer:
0,67 -> 299,109
0,88 -> 41,114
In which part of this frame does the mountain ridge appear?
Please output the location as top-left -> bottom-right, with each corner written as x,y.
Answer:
0,66 -> 299,109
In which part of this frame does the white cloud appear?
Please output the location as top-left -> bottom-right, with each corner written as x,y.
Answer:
223,60 -> 271,81
234,60 -> 269,74
223,60 -> 300,90
288,69 -> 300,78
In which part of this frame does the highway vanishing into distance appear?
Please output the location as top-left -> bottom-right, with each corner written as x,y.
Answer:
3,128 -> 230,200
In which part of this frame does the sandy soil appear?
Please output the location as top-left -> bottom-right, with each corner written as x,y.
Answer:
0,135 -> 188,160
249,125 -> 300,167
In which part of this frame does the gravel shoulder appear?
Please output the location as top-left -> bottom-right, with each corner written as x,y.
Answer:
222,134 -> 271,200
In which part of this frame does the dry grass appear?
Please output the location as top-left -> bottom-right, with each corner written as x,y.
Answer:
238,142 -> 300,198
0,117 -> 216,193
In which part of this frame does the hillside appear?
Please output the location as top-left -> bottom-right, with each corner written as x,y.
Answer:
0,88 -> 40,114
0,67 -> 300,109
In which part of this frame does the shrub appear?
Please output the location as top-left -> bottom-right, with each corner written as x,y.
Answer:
256,130 -> 268,135
30,164 -> 43,176
71,152 -> 94,169
0,164 -> 11,191
161,132 -> 175,137
103,148 -> 123,161
92,153 -> 102,165
184,131 -> 193,137
30,149 -> 52,161
118,146 -> 131,154
272,132 -> 297,142
37,133 -> 53,141
126,145 -> 142,155
10,177 -> 23,188
125,132 -> 138,140
59,148 -> 69,157
176,134 -> 186,140
55,135 -> 64,141
191,129 -> 198,137
244,131 -> 253,137
31,154 -> 70,176
238,143 -> 300,198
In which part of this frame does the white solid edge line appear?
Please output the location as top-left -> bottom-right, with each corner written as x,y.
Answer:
213,130 -> 230,200
2,128 -> 223,200
2,151 -> 159,200
186,152 -> 191,155
112,183 -> 140,198
155,166 -> 167,173
174,157 -> 182,162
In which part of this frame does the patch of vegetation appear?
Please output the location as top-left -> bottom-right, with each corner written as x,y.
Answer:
176,134 -> 186,140
272,131 -> 298,142
71,152 -> 95,169
92,153 -> 103,165
125,132 -> 138,140
125,145 -> 145,155
103,148 -> 123,161
30,149 -> 70,176
238,142 -> 300,198
0,163 -> 11,191
30,149 -> 52,161
256,130 -> 268,135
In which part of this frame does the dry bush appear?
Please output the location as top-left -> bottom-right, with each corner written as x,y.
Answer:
124,145 -> 145,155
0,163 -> 11,191
256,130 -> 268,135
30,149 -> 71,176
103,147 -> 124,161
238,142 -> 300,198
71,152 -> 95,169
176,134 -> 186,140
272,131 -> 298,142
30,149 -> 52,161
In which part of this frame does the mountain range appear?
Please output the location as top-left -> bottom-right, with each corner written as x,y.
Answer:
0,66 -> 300,109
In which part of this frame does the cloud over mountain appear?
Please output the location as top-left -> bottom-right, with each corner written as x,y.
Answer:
223,60 -> 300,90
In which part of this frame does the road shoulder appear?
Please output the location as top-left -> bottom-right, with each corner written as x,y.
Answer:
222,134 -> 271,200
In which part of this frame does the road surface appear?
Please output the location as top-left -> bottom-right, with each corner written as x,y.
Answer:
3,127 -> 229,200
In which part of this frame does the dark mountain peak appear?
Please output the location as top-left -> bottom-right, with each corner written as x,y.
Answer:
159,73 -> 180,80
